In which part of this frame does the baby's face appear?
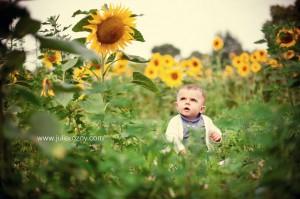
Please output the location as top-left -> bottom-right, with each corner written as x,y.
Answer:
176,89 -> 205,119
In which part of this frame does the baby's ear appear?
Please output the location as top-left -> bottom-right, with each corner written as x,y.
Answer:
200,106 -> 206,113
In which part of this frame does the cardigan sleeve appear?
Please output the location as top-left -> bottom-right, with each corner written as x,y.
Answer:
206,116 -> 222,143
165,116 -> 185,152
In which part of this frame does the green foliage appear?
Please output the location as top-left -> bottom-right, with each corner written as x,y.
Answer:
132,72 -> 159,93
1,1 -> 300,199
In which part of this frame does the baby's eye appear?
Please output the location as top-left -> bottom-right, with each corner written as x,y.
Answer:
191,98 -> 197,102
180,97 -> 186,101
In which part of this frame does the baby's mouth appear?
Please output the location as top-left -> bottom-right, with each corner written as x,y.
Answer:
184,107 -> 190,111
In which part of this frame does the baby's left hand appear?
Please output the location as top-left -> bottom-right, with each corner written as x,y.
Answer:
209,132 -> 221,142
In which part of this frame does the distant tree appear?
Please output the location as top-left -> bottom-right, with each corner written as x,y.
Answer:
267,0 -> 300,24
222,31 -> 243,56
151,43 -> 180,57
187,51 -> 203,59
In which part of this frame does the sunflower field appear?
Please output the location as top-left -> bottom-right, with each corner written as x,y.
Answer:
1,0 -> 300,199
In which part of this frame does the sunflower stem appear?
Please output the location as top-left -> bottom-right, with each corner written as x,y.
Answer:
100,53 -> 107,83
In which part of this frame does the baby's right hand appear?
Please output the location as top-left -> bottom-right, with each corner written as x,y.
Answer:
179,149 -> 186,155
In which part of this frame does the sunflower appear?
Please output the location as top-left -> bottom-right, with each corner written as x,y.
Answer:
41,78 -> 55,97
73,67 -> 90,82
223,65 -> 234,78
149,53 -> 163,68
250,52 -> 259,63
42,51 -> 62,70
164,68 -> 183,88
179,60 -> 191,71
9,71 -> 19,83
255,50 -> 268,62
232,56 -> 243,68
237,64 -> 250,77
282,50 -> 295,60
268,58 -> 282,68
84,5 -> 136,54
212,36 -> 224,51
144,64 -> 158,79
251,62 -> 262,73
276,28 -> 297,48
240,52 -> 250,63
162,54 -> 175,67
112,60 -> 128,74
189,57 -> 203,70
205,68 -> 213,78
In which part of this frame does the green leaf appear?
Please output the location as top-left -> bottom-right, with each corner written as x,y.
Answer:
29,112 -> 62,136
61,57 -> 78,72
72,37 -> 86,44
14,17 -> 41,38
131,27 -> 145,42
80,93 -> 106,114
72,9 -> 97,17
106,53 -> 116,64
53,81 -> 81,92
132,72 -> 158,93
72,16 -> 91,32
36,36 -> 100,63
4,50 -> 26,72
55,92 -> 74,107
254,39 -> 266,44
122,52 -> 149,63
6,84 -> 41,106
130,14 -> 144,17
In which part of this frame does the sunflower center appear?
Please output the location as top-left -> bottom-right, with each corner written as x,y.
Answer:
279,32 -> 293,44
192,61 -> 198,67
154,60 -> 159,66
171,72 -> 178,80
97,17 -> 125,44
214,41 -> 219,46
48,55 -> 56,63
242,66 -> 247,72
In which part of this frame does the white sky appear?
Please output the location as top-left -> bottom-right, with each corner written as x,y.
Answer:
21,0 -> 295,59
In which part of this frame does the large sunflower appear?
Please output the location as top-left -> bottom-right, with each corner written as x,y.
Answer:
276,28 -> 297,48
84,5 -> 136,54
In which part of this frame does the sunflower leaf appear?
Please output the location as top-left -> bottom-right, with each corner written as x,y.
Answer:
132,72 -> 158,93
55,91 -> 74,107
131,27 -> 145,42
254,39 -> 266,44
72,9 -> 97,17
72,15 -> 91,32
53,81 -> 81,92
106,53 -> 116,64
101,4 -> 109,11
36,35 -> 100,64
72,37 -> 86,45
6,84 -> 41,106
61,57 -> 78,72
130,14 -> 144,17
121,53 -> 149,63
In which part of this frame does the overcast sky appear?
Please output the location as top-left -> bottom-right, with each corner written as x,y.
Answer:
21,0 -> 295,59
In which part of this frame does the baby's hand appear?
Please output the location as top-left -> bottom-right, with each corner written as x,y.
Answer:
179,149 -> 187,155
209,132 -> 221,142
